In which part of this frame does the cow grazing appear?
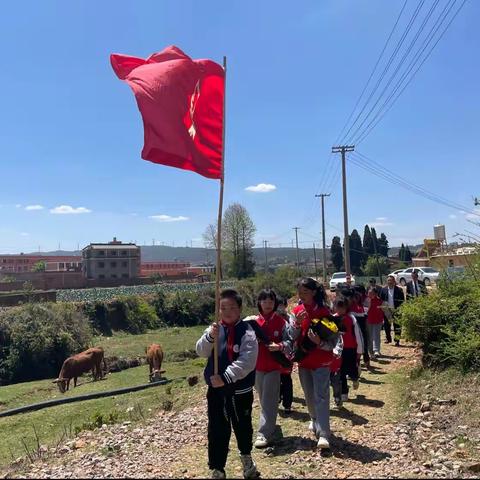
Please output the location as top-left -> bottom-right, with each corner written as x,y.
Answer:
53,347 -> 106,393
145,343 -> 165,382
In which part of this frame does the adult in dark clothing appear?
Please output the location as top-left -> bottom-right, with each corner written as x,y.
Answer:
380,275 -> 405,346
406,270 -> 428,300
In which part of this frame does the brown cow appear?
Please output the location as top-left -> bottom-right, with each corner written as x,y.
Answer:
53,347 -> 106,393
145,344 -> 165,382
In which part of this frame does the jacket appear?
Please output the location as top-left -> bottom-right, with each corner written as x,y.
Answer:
406,280 -> 427,299
196,320 -> 258,394
367,296 -> 385,324
289,303 -> 342,370
340,313 -> 364,354
380,285 -> 405,310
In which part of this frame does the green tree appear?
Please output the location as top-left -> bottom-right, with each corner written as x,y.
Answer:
405,245 -> 413,263
32,261 -> 46,272
363,256 -> 389,276
349,229 -> 364,275
378,232 -> 389,258
399,243 -> 406,262
371,227 -> 379,255
362,225 -> 374,264
222,203 -> 256,279
330,236 -> 344,272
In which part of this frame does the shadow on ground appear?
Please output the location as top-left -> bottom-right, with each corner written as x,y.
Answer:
349,395 -> 385,408
331,406 -> 369,426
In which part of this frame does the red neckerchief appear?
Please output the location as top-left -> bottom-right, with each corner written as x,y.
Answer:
257,311 -> 275,329
220,319 -> 238,362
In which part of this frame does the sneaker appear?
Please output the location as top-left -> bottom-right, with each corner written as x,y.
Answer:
308,420 -> 316,433
385,340 -> 391,344
334,397 -> 343,408
240,454 -> 260,479
352,380 -> 360,390
317,436 -> 330,449
374,351 -> 380,359
210,469 -> 226,479
254,434 -> 268,449
365,360 -> 371,369
395,340 -> 400,347
341,393 -> 348,402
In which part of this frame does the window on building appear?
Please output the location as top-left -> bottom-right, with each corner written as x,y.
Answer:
111,261 -> 117,268
99,250 -> 105,256
98,262 -> 105,268
111,274 -> 117,279
121,261 -> 127,268
121,250 -> 127,256
122,273 -> 129,278
111,251 -> 118,256
99,274 -> 105,279
59,263 -> 65,269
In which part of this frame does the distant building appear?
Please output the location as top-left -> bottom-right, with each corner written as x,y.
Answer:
82,238 -> 140,280
0,254 -> 81,274
140,261 -> 215,278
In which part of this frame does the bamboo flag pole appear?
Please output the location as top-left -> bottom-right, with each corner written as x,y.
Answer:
214,55 -> 227,376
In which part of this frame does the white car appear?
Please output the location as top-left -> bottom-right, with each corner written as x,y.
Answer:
389,269 -> 406,282
329,272 -> 355,291
397,267 -> 440,286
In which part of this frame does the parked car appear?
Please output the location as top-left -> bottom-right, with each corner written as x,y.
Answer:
329,272 -> 355,291
397,267 -> 440,286
389,269 -> 406,282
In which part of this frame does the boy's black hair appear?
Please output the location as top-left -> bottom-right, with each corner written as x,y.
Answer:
368,285 -> 381,296
369,278 -> 377,284
339,287 -> 355,299
354,285 -> 366,296
297,277 -> 326,307
334,298 -> 349,310
257,289 -> 279,313
220,288 -> 242,308
277,296 -> 288,307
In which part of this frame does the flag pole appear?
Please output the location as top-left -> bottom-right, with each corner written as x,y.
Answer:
214,55 -> 227,376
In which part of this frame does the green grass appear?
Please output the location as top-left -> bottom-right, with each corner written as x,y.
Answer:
0,326 -> 208,469
94,325 -> 206,360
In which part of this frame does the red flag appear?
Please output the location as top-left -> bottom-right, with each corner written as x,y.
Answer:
111,46 -> 224,179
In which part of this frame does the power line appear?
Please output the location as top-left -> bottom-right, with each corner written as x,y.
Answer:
346,0 -> 442,144
340,0 -> 426,144
349,151 -> 480,217
335,0 -> 409,145
354,0 -> 466,145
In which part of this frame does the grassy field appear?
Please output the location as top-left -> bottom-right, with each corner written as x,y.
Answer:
0,326 -> 208,468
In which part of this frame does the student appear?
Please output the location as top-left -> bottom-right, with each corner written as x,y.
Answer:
277,297 -> 294,415
329,337 -> 344,408
351,286 -> 370,369
289,277 -> 342,450
367,286 -> 384,358
334,297 -> 363,402
250,289 -> 292,448
196,289 -> 260,479
380,275 -> 405,346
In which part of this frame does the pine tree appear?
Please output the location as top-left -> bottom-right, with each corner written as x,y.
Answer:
378,232 -> 389,258
399,243 -> 406,262
362,225 -> 374,264
349,229 -> 364,275
405,245 -> 413,263
330,236 -> 344,272
371,227 -> 379,255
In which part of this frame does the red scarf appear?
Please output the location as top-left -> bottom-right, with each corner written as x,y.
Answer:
220,319 -> 238,362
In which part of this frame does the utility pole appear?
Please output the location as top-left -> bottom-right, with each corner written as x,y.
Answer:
372,233 -> 383,285
315,193 -> 330,285
263,240 -> 268,274
293,227 -> 300,274
313,242 -> 318,278
332,145 -> 355,276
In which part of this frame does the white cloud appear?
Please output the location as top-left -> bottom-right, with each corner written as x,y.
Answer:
50,205 -> 92,215
15,204 -> 22,208
245,183 -> 277,193
449,214 -> 457,219
149,215 -> 189,222
375,217 -> 388,221
370,219 -> 394,228
25,204 -> 44,211
20,232 -> 29,236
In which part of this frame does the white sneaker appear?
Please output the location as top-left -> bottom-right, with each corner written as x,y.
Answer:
254,434 -> 268,449
317,436 -> 330,449
374,351 -> 380,359
352,380 -> 360,390
341,393 -> 348,402
240,454 -> 260,479
211,469 -> 226,479
308,420 -> 316,433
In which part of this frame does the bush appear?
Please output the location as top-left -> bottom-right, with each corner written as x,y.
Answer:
398,277 -> 480,372
363,256 -> 389,276
0,303 -> 92,385
163,289 -> 215,327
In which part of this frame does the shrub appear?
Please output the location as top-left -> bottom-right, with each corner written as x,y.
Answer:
398,276 -> 480,372
163,289 -> 215,327
0,303 -> 92,385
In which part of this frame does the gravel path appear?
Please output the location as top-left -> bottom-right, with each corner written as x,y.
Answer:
4,342 -> 480,479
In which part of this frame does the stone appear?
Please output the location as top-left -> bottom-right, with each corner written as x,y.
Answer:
420,401 -> 431,412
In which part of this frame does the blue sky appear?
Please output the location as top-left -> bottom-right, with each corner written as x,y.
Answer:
1,0 -> 479,254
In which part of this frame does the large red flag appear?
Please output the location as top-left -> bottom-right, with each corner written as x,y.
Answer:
111,46 -> 224,179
